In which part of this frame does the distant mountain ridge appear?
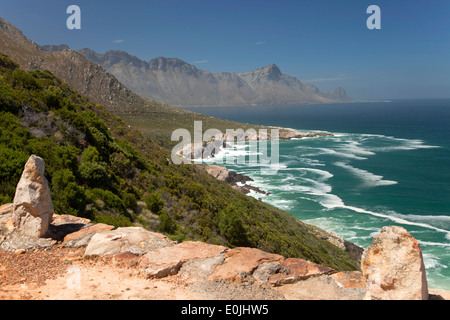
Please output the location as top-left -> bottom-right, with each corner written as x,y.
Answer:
75,47 -> 352,107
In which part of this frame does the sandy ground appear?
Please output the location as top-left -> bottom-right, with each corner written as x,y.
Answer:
1,264 -> 198,300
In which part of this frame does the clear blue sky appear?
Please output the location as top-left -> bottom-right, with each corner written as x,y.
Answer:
1,0 -> 449,99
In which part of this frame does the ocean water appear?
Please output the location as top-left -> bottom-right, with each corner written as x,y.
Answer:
184,99 -> 450,290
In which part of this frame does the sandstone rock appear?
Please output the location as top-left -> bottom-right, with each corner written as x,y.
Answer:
47,214 -> 93,241
63,223 -> 114,244
204,165 -> 230,181
276,272 -> 366,300
84,227 -> 175,256
51,214 -> 91,226
269,258 -> 337,286
12,155 -> 54,238
180,254 -> 226,283
252,262 -> 281,283
209,247 -> 284,283
361,226 -> 428,300
330,271 -> 366,289
0,203 -> 13,216
139,241 -> 228,279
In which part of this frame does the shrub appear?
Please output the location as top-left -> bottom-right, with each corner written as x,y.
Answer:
81,145 -> 101,163
143,192 -> 164,214
93,213 -> 132,228
52,169 -> 86,216
79,161 -> 110,188
85,188 -> 126,214
158,210 -> 175,234
8,69 -> 41,91
218,205 -> 249,247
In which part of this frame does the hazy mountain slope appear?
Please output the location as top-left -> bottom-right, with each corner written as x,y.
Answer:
77,48 -> 351,107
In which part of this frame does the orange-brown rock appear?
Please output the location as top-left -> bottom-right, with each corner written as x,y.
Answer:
209,247 -> 284,282
330,271 -> 366,289
139,241 -> 228,279
51,214 -> 91,226
0,203 -> 13,216
63,223 -> 114,243
269,258 -> 337,286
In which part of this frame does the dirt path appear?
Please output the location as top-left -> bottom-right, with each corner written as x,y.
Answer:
0,247 -> 283,300
0,247 -> 198,300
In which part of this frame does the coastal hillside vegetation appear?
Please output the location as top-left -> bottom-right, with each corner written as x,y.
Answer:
0,53 -> 359,271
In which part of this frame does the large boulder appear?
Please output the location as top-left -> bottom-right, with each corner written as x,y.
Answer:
361,226 -> 428,300
139,241 -> 228,279
268,258 -> 337,286
84,227 -> 176,256
209,247 -> 284,283
275,271 -> 366,300
12,155 -> 54,238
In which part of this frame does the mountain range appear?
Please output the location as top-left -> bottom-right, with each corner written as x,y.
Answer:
42,46 -> 352,107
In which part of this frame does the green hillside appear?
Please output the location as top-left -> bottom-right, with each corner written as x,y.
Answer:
0,53 -> 359,271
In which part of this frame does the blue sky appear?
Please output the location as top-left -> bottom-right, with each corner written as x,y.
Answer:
0,0 -> 449,99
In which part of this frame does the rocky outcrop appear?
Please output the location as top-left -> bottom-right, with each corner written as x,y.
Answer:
305,222 -> 364,262
202,165 -> 269,196
84,227 -> 175,256
268,258 -> 336,286
139,241 -> 227,279
361,226 -> 429,300
0,208 -> 448,299
209,247 -> 284,283
277,271 -> 367,300
12,155 -> 54,238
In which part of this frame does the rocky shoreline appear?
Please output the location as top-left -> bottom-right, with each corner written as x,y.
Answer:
176,126 -> 333,161
200,164 -> 270,196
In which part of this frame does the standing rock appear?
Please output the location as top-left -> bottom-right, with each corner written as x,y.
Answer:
12,155 -> 54,238
361,226 -> 428,300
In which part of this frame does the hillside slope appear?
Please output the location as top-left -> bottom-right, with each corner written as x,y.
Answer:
0,18 -> 264,146
0,53 -> 360,271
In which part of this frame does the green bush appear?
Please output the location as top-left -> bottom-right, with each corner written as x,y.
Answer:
86,188 -> 126,214
82,145 -> 101,163
218,205 -> 250,247
143,192 -> 164,214
0,84 -> 19,114
158,210 -> 175,234
93,213 -> 132,228
8,68 -> 42,91
79,161 -> 110,188
52,169 -> 86,216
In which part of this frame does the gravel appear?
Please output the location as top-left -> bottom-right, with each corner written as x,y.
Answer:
0,246 -> 82,287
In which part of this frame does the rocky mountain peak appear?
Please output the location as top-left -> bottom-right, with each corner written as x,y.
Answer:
41,44 -> 70,52
325,87 -> 352,102
249,63 -> 282,81
148,56 -> 200,74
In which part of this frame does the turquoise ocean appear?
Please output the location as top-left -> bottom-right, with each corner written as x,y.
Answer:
184,99 -> 450,290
